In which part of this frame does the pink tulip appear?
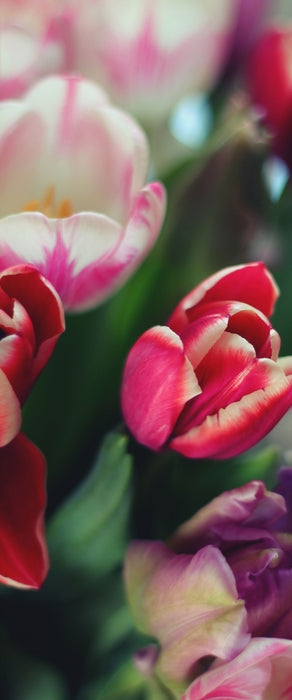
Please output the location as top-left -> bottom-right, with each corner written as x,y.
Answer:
67,0 -> 239,124
0,264 -> 64,589
0,74 -> 166,311
248,28 -> 292,166
121,262 -> 292,459
0,1 -> 73,99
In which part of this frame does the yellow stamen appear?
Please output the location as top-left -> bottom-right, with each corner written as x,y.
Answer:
21,185 -> 74,219
21,199 -> 40,212
58,199 -> 73,218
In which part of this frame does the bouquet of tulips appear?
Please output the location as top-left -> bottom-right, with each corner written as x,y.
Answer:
2,0 -> 292,698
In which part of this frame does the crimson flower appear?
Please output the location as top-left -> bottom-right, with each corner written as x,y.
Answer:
0,264 -> 64,588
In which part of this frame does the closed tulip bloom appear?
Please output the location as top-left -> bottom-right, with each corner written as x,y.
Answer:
122,262 -> 292,459
0,74 -> 166,311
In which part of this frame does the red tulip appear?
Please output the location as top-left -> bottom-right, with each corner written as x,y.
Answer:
121,262 -> 292,459
0,264 -> 64,588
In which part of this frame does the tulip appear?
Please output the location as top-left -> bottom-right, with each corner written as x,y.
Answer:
170,478 -> 292,640
248,28 -> 292,166
0,264 -> 64,589
66,0 -> 238,125
0,74 -> 166,311
125,475 -> 292,696
0,1 -> 73,99
121,262 -> 292,459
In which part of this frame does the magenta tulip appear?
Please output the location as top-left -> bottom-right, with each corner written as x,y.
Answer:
122,262 -> 292,459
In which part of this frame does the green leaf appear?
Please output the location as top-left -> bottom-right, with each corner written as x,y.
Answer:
78,659 -> 174,700
9,652 -> 68,700
47,431 -> 132,594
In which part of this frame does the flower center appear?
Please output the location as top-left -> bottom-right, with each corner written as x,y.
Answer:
21,186 -> 73,218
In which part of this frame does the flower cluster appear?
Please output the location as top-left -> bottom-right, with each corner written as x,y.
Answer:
125,471 -> 292,698
2,1 -> 292,698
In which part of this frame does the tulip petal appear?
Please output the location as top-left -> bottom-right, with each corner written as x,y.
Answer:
0,185 -> 165,311
0,432 -> 48,589
23,75 -> 149,222
170,481 -> 286,553
181,638 -> 292,700
0,106 -> 45,218
125,541 -> 249,686
0,368 -> 21,447
171,362 -> 292,459
0,335 -> 33,402
121,326 -> 201,451
169,263 -> 279,333
0,265 -> 65,389
176,332 -> 258,434
180,313 -> 228,369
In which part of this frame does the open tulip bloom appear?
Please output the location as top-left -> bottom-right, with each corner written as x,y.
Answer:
125,472 -> 292,697
0,264 -> 64,589
121,262 -> 292,459
0,74 -> 166,311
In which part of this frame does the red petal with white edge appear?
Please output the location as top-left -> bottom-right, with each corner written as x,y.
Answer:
0,368 -> 21,447
0,265 -> 65,393
171,364 -> 292,459
0,335 -> 33,404
0,432 -> 48,589
169,263 -> 279,333
176,333 -> 258,434
278,355 -> 292,376
121,326 -> 201,451
181,638 -> 292,700
179,313 -> 228,369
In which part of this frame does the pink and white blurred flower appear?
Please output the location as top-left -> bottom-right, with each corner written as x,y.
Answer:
0,0 -> 73,99
68,0 -> 239,125
121,262 -> 292,459
248,27 -> 292,168
0,74 -> 166,311
125,474 -> 292,696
